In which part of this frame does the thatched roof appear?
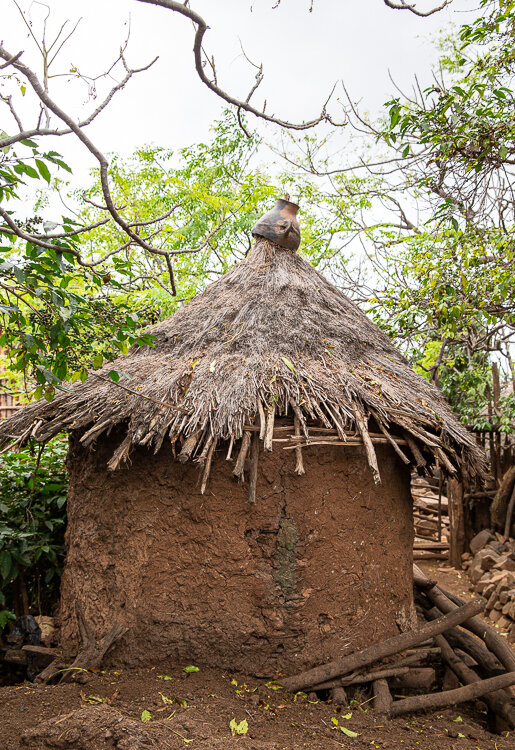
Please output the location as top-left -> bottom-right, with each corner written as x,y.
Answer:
0,235 -> 484,486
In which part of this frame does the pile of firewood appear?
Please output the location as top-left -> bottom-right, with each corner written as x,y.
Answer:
280,564 -> 515,730
412,476 -> 450,562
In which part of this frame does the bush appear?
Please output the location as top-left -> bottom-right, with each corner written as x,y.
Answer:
0,436 -> 68,626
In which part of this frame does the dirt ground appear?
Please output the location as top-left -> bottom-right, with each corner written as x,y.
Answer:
0,563 -> 513,750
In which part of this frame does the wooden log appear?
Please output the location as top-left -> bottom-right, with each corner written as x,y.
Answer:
280,599 -> 483,693
34,659 -> 65,684
313,666 -> 410,691
414,553 -> 448,561
178,430 -> 200,463
60,606 -> 127,684
448,478 -> 465,568
424,582 -> 515,673
248,432 -> 259,504
373,679 -> 392,714
330,686 -> 348,705
389,671 -> 515,718
3,648 -> 27,666
21,645 -> 57,656
423,605 -> 504,674
503,484 -> 515,539
435,634 -> 515,729
413,542 -> 449,551
233,431 -> 251,478
390,668 -> 436,691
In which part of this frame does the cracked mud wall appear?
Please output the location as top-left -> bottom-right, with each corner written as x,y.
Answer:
59,431 -> 415,675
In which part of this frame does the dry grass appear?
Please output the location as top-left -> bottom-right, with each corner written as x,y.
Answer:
0,238 -> 485,481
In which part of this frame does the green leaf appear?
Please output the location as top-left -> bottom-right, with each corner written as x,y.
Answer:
340,727 -> 359,738
35,159 -> 51,183
0,550 -> 12,581
229,718 -> 248,736
280,356 -> 295,371
93,354 -> 103,369
141,710 -> 152,722
183,665 -> 199,673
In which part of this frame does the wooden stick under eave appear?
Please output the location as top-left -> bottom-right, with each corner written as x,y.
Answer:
352,405 -> 381,485
403,430 -> 427,468
258,399 -> 266,440
293,414 -> 305,476
200,439 -> 217,495
377,421 -> 410,464
264,404 -> 275,452
233,431 -> 251,478
248,432 -> 259,504
178,430 -> 200,463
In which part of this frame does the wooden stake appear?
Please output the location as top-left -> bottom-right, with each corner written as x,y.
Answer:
264,404 -> 275,452
200,439 -> 217,495
293,414 -> 305,475
248,432 -> 259,504
257,400 -> 266,439
233,431 -> 251,478
353,405 -> 381,485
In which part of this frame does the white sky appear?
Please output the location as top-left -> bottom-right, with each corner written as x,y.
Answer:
2,0 -> 476,176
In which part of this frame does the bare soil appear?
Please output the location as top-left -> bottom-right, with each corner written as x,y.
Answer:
1,662 -> 513,750
2,565 -> 513,749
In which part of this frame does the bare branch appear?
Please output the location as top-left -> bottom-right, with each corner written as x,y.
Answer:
136,0 -> 340,130
383,0 -> 452,16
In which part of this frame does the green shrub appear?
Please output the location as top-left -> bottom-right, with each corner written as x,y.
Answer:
0,436 -> 68,626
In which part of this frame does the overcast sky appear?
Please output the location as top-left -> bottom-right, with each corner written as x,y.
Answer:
2,0 -> 476,167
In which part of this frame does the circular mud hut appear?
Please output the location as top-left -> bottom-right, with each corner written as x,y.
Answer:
0,198 -> 484,676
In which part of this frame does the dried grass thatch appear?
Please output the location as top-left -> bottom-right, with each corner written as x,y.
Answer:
0,238 -> 485,485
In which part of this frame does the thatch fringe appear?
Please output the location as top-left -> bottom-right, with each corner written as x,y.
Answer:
0,238 -> 485,485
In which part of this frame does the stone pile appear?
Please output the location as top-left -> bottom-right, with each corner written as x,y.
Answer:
462,529 -> 515,641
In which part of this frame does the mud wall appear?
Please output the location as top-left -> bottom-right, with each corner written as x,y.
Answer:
59,433 -> 415,675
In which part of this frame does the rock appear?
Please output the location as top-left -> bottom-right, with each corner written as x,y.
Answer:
470,530 -> 495,555
503,601 -> 515,620
486,541 -> 507,555
494,601 -> 503,611
482,583 -> 496,599
493,555 -> 515,572
497,616 -> 512,630
499,588 -> 515,605
485,590 -> 499,612
489,570 -> 515,587
480,551 -> 501,571
490,609 -> 502,623
461,552 -> 472,561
